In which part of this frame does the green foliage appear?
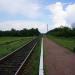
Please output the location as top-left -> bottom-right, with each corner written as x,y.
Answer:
73,47 -> 75,52
47,27 -> 75,37
0,28 -> 40,37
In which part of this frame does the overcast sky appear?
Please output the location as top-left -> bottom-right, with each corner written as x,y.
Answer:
0,0 -> 75,33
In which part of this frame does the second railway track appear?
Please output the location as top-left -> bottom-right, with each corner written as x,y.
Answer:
0,38 -> 38,75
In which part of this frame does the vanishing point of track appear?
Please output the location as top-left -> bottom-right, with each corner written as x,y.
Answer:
0,38 -> 38,75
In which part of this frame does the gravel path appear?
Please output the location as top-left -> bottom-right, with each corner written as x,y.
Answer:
44,37 -> 75,75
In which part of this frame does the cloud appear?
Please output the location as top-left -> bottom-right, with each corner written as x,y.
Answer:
0,0 -> 47,33
0,0 -> 41,18
47,2 -> 67,27
47,2 -> 75,28
1,1 -> 75,33
66,4 -> 75,25
0,20 -> 47,33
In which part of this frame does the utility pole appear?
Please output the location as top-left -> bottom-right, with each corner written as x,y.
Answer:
47,24 -> 48,32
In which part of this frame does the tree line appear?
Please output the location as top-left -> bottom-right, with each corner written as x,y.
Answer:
0,28 -> 40,36
47,27 -> 75,37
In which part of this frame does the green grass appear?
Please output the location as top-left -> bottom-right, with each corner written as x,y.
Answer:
47,36 -> 75,52
21,38 -> 41,75
30,39 -> 41,75
0,37 -> 33,58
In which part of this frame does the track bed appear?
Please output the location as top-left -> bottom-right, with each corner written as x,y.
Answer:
0,38 -> 38,75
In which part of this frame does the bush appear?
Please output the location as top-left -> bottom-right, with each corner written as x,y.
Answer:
73,47 -> 75,52
47,26 -> 75,37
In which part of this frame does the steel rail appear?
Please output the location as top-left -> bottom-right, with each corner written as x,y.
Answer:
0,38 -> 38,75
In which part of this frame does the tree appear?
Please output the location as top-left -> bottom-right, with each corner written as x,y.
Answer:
47,26 -> 75,37
0,28 -> 40,37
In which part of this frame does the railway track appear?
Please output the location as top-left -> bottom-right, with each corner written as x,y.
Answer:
0,38 -> 38,75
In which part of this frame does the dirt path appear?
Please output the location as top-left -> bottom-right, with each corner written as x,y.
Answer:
44,37 -> 75,75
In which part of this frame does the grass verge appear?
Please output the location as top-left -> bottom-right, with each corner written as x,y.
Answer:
0,37 -> 33,58
47,36 -> 75,52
